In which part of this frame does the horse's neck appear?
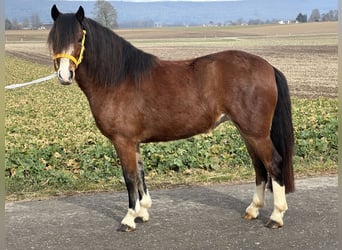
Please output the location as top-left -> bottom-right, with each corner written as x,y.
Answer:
75,67 -> 118,107
75,69 -> 98,101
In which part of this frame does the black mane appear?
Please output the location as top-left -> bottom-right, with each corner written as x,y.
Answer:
48,15 -> 158,86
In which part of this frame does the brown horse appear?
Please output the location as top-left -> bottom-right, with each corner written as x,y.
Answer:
48,5 -> 294,232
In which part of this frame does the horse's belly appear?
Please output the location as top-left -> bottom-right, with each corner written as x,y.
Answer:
141,112 -> 227,143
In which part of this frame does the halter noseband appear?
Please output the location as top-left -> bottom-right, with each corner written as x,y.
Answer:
52,29 -> 86,69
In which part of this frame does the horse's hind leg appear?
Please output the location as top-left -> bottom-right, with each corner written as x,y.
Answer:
243,136 -> 288,228
243,143 -> 267,220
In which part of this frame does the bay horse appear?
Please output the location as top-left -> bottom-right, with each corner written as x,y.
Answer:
48,5 -> 294,232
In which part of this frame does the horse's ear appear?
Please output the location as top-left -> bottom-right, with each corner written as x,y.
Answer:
51,4 -> 60,21
76,6 -> 85,24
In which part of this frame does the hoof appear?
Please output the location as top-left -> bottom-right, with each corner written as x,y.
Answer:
134,217 -> 145,224
117,224 -> 136,232
265,220 -> 283,229
243,212 -> 256,220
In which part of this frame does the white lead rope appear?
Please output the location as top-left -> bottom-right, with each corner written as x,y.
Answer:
5,73 -> 57,90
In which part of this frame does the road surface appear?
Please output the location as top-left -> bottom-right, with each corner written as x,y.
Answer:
5,176 -> 338,250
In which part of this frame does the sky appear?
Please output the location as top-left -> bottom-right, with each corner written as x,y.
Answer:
61,0 -> 242,1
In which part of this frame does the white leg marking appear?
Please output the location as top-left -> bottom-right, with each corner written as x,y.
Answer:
270,179 -> 288,226
137,190 -> 152,221
245,181 -> 266,219
121,190 -> 152,228
121,199 -> 140,229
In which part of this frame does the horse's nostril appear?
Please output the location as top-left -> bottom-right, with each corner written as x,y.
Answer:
69,71 -> 74,80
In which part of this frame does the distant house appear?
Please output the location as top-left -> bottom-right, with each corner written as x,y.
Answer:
41,23 -> 53,30
278,20 -> 291,25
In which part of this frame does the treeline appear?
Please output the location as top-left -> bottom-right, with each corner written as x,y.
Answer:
5,8 -> 338,30
5,13 -> 43,30
296,9 -> 338,23
231,9 -> 338,26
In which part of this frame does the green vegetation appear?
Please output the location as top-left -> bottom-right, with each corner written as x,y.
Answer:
5,55 -> 337,200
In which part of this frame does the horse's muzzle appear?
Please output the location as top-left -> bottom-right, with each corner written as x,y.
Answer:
57,69 -> 74,85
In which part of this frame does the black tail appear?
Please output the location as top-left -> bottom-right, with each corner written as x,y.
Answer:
271,67 -> 295,193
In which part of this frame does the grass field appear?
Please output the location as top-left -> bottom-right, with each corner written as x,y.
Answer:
5,23 -> 338,200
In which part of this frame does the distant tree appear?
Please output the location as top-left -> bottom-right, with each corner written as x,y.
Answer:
321,10 -> 338,21
5,19 -> 12,30
248,19 -> 264,25
235,18 -> 245,25
30,13 -> 42,29
93,0 -> 118,29
22,18 -> 30,29
296,13 -> 307,23
309,9 -> 321,22
9,18 -> 22,30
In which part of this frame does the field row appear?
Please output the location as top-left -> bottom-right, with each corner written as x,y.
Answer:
5,22 -> 338,41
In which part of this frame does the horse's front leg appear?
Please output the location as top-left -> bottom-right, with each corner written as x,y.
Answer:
114,139 -> 152,232
135,145 -> 152,223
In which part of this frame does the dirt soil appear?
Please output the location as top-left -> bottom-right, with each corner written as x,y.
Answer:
5,23 -> 338,98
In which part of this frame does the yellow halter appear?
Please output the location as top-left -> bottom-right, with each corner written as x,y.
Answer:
53,29 -> 86,69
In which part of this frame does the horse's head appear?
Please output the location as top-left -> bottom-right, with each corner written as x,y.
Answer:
48,5 -> 86,85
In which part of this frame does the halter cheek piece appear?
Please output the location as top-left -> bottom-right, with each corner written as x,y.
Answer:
52,29 -> 86,69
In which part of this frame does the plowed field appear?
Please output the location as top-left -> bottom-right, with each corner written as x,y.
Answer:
5,22 -> 337,97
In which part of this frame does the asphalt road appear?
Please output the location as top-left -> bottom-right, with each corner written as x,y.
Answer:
5,176 -> 338,250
